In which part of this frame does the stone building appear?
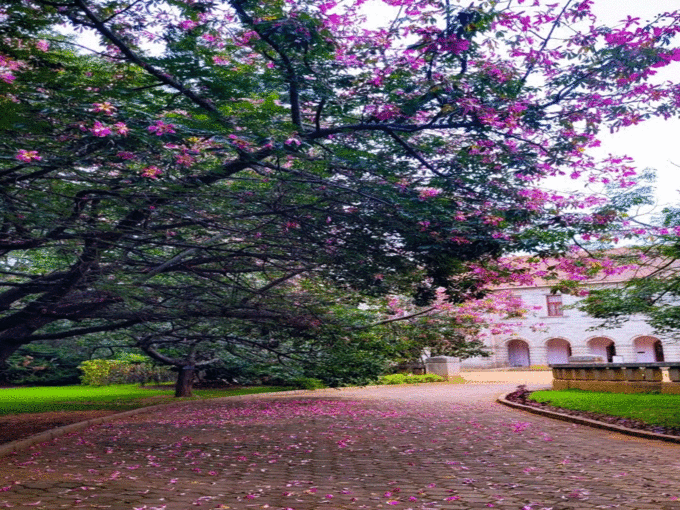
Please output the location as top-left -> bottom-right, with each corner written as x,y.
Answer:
461,266 -> 680,368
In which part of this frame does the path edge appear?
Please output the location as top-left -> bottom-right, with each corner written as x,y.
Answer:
497,392 -> 680,444
0,403 -> 177,458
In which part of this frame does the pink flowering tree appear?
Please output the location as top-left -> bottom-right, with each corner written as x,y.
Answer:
1,0 -> 680,393
367,287 -> 530,367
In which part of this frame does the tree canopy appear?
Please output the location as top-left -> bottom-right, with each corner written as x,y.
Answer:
1,0 -> 680,377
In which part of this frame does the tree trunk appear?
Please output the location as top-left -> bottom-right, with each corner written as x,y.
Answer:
175,366 -> 195,397
0,336 -> 29,365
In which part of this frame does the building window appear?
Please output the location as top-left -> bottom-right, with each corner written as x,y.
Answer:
546,294 -> 563,317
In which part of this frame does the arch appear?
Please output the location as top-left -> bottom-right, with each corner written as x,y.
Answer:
633,336 -> 664,362
545,338 -> 572,365
587,336 -> 616,362
507,339 -> 531,367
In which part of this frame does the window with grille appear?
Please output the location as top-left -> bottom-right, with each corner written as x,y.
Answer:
546,294 -> 563,317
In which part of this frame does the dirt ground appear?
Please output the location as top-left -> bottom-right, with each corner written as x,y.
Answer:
0,410 -> 118,445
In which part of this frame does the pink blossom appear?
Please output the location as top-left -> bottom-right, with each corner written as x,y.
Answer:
15,150 -> 41,162
92,102 -> 116,114
0,72 -> 16,84
35,40 -> 49,52
212,55 -> 229,65
113,122 -> 129,135
148,120 -> 176,136
318,1 -> 337,14
175,153 -> 194,167
418,187 -> 442,200
364,103 -> 401,121
141,166 -> 162,178
178,19 -> 198,31
91,121 -> 111,137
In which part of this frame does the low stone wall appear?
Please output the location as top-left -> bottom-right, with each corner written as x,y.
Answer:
425,356 -> 460,379
551,363 -> 680,394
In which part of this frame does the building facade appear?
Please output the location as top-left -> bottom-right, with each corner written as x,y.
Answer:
461,282 -> 680,368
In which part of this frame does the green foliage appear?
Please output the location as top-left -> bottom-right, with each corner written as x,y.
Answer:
577,244 -> 680,334
529,389 -> 680,428
287,377 -> 326,390
116,353 -> 151,363
377,373 -> 446,385
299,340 -> 390,388
0,341 -> 88,386
79,359 -> 173,386
198,356 -> 267,386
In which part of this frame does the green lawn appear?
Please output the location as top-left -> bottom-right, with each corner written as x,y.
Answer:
0,384 -> 289,415
529,389 -> 680,428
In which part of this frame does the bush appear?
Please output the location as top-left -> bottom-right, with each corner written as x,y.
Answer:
420,374 -> 447,382
379,373 -> 408,385
377,373 -> 445,385
79,359 -> 173,386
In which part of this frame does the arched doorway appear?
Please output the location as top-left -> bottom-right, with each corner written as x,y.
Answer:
546,338 -> 572,365
588,337 -> 616,362
633,336 -> 664,362
507,340 -> 531,367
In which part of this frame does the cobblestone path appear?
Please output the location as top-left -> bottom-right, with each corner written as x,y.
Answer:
2,383 -> 679,510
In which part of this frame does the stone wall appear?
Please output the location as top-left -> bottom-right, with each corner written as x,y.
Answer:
552,363 -> 680,394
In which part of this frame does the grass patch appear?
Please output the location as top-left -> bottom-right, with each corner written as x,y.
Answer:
529,389 -> 680,428
0,385 -> 289,416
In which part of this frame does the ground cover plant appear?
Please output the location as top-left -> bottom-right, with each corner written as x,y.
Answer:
529,389 -> 680,428
0,384 -> 288,415
378,373 -> 452,385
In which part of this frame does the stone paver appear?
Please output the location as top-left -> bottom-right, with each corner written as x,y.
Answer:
2,382 -> 679,510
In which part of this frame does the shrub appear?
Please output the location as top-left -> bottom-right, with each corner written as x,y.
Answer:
378,373 -> 408,385
377,373 -> 445,385
79,359 -> 173,386
418,374 -> 446,383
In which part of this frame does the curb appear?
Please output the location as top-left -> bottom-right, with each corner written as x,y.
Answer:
0,403 -> 174,458
497,392 -> 680,445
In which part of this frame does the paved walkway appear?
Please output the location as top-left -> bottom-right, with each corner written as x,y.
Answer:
2,381 -> 680,510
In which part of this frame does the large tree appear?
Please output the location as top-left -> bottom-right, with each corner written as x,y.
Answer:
1,0 -> 680,374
